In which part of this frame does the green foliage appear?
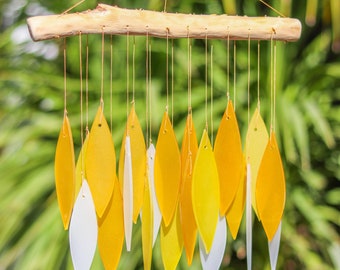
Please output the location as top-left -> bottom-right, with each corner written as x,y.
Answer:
0,0 -> 339,269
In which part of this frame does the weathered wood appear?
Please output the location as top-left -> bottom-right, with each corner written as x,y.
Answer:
27,4 -> 301,42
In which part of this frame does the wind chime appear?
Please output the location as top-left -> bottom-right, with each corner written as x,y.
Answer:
27,3 -> 301,270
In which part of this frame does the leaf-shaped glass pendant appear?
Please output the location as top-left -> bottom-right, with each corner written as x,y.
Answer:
225,158 -> 246,239
245,108 -> 269,217
55,113 -> 75,230
142,175 -> 153,270
85,105 -> 116,217
69,179 -> 98,270
123,136 -> 133,251
199,215 -> 227,270
160,206 -> 183,270
127,105 -> 146,222
192,129 -> 220,253
147,143 -> 161,246
154,111 -> 181,227
246,163 -> 252,270
256,131 -> 286,241
214,100 -> 243,215
75,132 -> 89,199
268,221 -> 282,270
179,113 -> 198,265
97,176 -> 124,270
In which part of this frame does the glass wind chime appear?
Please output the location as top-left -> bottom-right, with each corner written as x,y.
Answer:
27,4 -> 301,270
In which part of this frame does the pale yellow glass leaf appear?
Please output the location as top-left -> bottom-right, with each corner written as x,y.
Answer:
154,112 -> 181,227
75,133 -> 89,199
179,113 -> 198,265
214,100 -> 243,215
85,105 -> 116,217
192,129 -> 220,253
225,158 -> 246,239
245,108 -> 269,218
142,174 -> 153,270
97,176 -> 124,270
160,206 -> 183,270
126,105 -> 146,223
55,113 -> 75,230
256,132 -> 286,241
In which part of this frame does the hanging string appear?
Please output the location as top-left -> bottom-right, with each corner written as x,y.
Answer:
79,32 -> 84,176
171,38 -> 174,125
166,30 -> 169,113
210,44 -> 214,144
100,30 -> 105,105
226,30 -> 230,101
257,40 -> 261,111
187,27 -> 192,114
233,40 -> 237,110
204,32 -> 208,130
247,32 -> 251,125
85,35 -> 89,134
110,35 -> 113,132
63,38 -> 67,116
126,31 -> 130,120
146,32 -> 149,146
273,36 -> 277,132
132,36 -> 136,104
149,40 -> 153,143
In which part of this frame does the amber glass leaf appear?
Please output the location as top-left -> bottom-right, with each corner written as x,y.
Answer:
160,206 -> 183,270
245,108 -> 269,217
54,113 -> 75,230
126,105 -> 146,223
256,132 -> 286,241
179,113 -> 198,265
142,175 -> 153,270
85,105 -> 116,217
214,100 -> 243,215
154,112 -> 181,227
225,158 -> 246,239
192,129 -> 220,253
97,176 -> 124,270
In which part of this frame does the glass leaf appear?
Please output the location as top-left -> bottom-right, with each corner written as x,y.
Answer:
245,108 -> 269,217
192,129 -> 220,253
268,221 -> 282,270
256,131 -> 286,241
55,113 -> 75,230
98,176 -> 124,270
142,174 -> 153,270
214,100 -> 243,215
225,158 -> 246,239
69,180 -> 97,270
123,136 -> 133,251
246,163 -> 252,270
160,206 -> 183,270
147,143 -> 161,246
199,215 -> 227,270
126,105 -> 146,222
75,132 -> 89,199
154,112 -> 181,227
85,105 -> 116,217
179,113 -> 198,265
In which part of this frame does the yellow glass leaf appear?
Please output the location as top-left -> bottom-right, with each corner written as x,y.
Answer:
127,105 -> 146,223
160,206 -> 183,270
214,100 -> 243,215
142,174 -> 153,270
192,129 -> 220,253
225,158 -> 246,239
154,111 -> 181,227
98,176 -> 124,270
179,113 -> 198,265
85,105 -> 116,217
55,113 -> 75,230
75,132 -> 89,198
256,131 -> 286,241
245,108 -> 269,217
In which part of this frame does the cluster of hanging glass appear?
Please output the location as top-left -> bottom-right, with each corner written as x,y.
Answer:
55,90 -> 285,269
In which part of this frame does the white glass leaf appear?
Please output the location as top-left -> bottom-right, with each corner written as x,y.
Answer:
69,179 -> 98,270
246,163 -> 252,270
199,215 -> 226,270
147,143 -> 161,246
124,136 -> 133,251
268,221 -> 282,270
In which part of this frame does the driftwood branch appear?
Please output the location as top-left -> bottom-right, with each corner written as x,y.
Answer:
27,4 -> 302,42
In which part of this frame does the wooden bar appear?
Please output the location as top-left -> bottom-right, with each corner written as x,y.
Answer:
27,4 -> 301,42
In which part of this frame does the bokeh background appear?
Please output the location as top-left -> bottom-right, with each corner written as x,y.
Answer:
0,0 -> 339,269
